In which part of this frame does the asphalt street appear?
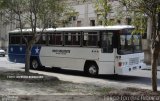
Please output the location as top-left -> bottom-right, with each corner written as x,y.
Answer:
0,56 -> 160,90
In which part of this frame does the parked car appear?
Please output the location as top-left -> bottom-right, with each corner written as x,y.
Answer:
0,48 -> 5,57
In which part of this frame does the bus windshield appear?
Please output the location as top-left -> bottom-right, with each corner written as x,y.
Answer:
118,29 -> 142,55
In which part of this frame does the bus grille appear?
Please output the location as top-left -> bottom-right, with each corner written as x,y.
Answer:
129,57 -> 139,65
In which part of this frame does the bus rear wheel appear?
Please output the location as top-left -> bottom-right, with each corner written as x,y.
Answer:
85,63 -> 98,76
31,59 -> 40,70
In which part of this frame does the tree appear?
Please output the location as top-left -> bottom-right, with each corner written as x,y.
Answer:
118,1 -> 147,34
94,0 -> 111,25
1,0 -> 67,73
120,0 -> 160,92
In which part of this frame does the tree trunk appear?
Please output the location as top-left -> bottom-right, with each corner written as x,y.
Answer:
151,48 -> 159,92
151,9 -> 159,91
25,44 -> 32,74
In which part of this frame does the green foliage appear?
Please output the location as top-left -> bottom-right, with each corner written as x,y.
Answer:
0,0 -> 8,9
131,12 -> 147,35
119,0 -> 160,92
0,0 -> 76,28
119,0 -> 160,36
119,0 -> 149,35
120,0 -> 160,16
94,0 -> 111,26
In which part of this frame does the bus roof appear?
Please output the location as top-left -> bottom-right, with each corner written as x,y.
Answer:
9,25 -> 134,33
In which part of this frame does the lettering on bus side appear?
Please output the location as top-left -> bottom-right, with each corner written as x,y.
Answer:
52,49 -> 70,55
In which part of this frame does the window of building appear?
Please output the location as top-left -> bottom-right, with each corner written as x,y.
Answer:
126,18 -> 132,25
77,21 -> 81,27
110,19 -> 115,24
117,20 -> 121,24
69,16 -> 77,21
73,16 -> 76,21
90,20 -> 95,26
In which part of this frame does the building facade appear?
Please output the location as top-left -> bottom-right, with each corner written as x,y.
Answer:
0,16 -> 17,50
0,0 -> 129,49
0,0 -> 150,64
66,0 -> 129,27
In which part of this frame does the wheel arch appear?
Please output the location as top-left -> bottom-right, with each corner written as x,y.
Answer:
30,56 -> 39,62
84,60 -> 99,73
30,56 -> 43,67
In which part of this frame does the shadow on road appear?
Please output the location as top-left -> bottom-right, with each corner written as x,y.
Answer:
28,67 -> 160,86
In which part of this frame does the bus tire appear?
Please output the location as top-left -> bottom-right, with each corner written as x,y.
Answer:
85,62 -> 98,76
30,59 -> 40,70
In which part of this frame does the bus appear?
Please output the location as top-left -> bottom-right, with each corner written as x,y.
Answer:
8,25 -> 146,76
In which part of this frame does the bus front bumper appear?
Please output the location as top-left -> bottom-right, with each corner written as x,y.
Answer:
115,63 -> 146,75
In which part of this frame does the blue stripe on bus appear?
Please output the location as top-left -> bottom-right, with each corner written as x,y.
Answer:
8,45 -> 41,63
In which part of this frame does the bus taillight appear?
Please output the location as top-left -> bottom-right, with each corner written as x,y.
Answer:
118,62 -> 122,67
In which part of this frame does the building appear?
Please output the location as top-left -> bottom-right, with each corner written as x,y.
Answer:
66,0 -> 130,27
0,0 -> 151,64
0,16 -> 17,50
0,0 -> 130,49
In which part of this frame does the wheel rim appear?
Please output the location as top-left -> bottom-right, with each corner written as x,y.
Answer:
88,65 -> 97,75
32,60 -> 38,69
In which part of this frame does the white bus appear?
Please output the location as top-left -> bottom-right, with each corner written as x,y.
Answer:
8,25 -> 146,76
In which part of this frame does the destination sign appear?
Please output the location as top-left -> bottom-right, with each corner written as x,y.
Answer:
52,49 -> 70,55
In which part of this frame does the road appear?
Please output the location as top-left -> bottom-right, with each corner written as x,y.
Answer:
1,56 -> 160,90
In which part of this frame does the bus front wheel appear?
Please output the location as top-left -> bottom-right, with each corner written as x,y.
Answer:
85,63 -> 98,76
31,59 -> 40,70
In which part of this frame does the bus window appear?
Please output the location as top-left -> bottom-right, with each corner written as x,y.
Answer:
83,32 -> 99,47
101,31 -> 113,53
65,32 -> 72,45
48,33 -> 62,46
36,34 -> 46,45
133,35 -> 142,51
48,34 -> 55,45
72,32 -> 81,46
64,32 -> 81,46
22,35 -> 32,44
9,35 -> 21,44
88,32 -> 99,46
83,32 -> 88,46
55,33 -> 63,45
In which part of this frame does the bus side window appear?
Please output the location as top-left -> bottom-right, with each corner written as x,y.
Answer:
101,32 -> 113,53
64,32 -> 81,46
48,32 -> 63,46
36,34 -> 46,45
48,34 -> 52,45
10,35 -> 21,44
42,34 -> 46,44
21,35 -> 32,45
64,32 -> 72,45
83,32 -> 88,46
72,32 -> 81,46
55,33 -> 63,45
88,32 -> 98,46
83,32 -> 99,47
